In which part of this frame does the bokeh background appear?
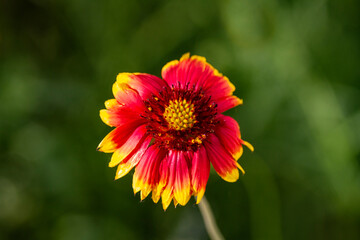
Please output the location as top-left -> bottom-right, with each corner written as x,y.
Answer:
1,0 -> 360,239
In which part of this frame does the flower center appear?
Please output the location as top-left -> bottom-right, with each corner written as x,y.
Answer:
163,98 -> 196,131
143,85 -> 218,151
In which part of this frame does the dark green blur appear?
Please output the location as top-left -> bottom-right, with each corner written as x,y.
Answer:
0,0 -> 359,239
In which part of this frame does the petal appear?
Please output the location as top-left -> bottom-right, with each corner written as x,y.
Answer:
100,99 -> 124,127
173,151 -> 191,206
114,136 -> 151,180
204,134 -> 244,182
132,145 -> 167,200
173,198 -> 179,207
241,139 -> 254,152
215,115 -> 243,160
161,152 -> 176,210
215,115 -> 254,160
100,106 -> 142,127
109,124 -> 148,167
191,146 -> 210,204
152,156 -> 169,203
104,99 -> 118,109
97,120 -> 145,153
116,73 -> 168,100
161,54 -> 236,105
216,95 -> 243,113
161,150 -> 191,209
112,81 -> 146,112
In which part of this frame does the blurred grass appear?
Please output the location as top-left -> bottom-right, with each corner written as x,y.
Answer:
0,0 -> 360,239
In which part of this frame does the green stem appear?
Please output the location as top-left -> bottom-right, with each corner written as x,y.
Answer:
198,196 -> 225,240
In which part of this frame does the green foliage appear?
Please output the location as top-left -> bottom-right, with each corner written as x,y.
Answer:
0,0 -> 359,239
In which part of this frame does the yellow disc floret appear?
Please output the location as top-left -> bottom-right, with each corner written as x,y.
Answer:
163,98 -> 196,131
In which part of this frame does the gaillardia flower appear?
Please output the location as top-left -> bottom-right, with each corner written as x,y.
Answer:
98,53 -> 253,210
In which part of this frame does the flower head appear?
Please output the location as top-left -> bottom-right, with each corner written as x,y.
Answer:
98,53 -> 253,210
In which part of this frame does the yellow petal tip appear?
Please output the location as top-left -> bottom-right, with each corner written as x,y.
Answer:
195,190 -> 205,204
222,168 -> 239,182
180,52 -> 190,61
100,109 -> 112,126
162,60 -> 179,75
105,99 -> 118,109
242,140 -> 254,152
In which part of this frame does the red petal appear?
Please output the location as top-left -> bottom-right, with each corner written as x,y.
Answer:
160,153 -> 173,210
152,155 -> 169,203
100,104 -> 143,127
161,150 -> 191,210
132,145 -> 167,200
215,115 -> 243,160
216,96 -> 243,113
112,82 -> 146,112
173,151 -> 191,206
116,73 -> 168,100
109,124 -> 148,167
204,134 -> 244,182
161,54 -> 237,112
97,120 -> 145,153
191,146 -> 210,204
114,136 -> 151,180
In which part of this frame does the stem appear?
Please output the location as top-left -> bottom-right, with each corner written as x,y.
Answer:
198,196 -> 225,240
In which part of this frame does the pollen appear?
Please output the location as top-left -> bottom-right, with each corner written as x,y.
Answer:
163,98 -> 196,131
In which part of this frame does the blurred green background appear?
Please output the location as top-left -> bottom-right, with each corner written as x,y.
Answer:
1,0 -> 360,239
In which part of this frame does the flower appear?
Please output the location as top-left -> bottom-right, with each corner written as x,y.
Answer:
98,53 -> 253,210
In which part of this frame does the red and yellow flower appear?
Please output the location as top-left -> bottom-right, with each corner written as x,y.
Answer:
98,53 -> 253,210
